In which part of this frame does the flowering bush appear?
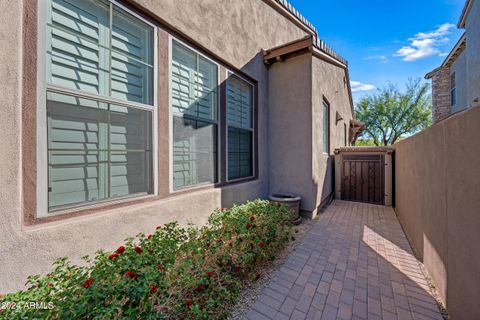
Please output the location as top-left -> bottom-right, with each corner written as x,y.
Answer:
0,200 -> 293,319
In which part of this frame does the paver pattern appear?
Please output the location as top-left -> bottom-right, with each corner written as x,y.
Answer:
246,201 -> 444,320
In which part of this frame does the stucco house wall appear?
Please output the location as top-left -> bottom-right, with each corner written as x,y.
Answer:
311,56 -> 353,208
428,0 -> 480,120
0,0 -> 353,292
450,50 -> 468,113
268,53 -> 354,216
268,54 -> 314,212
465,0 -> 480,105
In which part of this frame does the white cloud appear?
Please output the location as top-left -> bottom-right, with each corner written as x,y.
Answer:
394,23 -> 455,61
364,55 -> 388,63
350,81 -> 376,93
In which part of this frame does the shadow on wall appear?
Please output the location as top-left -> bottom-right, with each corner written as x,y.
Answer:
219,51 -> 270,208
393,104 -> 480,320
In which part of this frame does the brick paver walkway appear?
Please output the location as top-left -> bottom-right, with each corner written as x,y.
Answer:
246,201 -> 444,320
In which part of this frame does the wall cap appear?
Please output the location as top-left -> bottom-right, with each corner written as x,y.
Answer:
334,147 -> 394,155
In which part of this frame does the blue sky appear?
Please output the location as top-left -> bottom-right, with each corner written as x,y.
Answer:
288,0 -> 466,103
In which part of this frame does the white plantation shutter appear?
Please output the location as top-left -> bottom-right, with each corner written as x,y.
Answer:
227,75 -> 253,180
111,6 -> 153,104
171,41 -> 218,189
323,101 -> 329,154
45,0 -> 154,211
47,93 -> 152,210
227,76 -> 252,128
47,0 -> 153,104
48,0 -> 110,95
171,43 -> 217,120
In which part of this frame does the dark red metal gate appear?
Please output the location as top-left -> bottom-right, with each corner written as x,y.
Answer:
341,154 -> 384,205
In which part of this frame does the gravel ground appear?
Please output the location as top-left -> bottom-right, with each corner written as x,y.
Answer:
227,215 -> 318,320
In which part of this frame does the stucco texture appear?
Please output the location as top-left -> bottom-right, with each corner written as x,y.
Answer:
268,53 -> 354,215
394,105 -> 480,320
0,0 -> 313,292
450,50 -> 467,113
311,56 -> 353,209
465,0 -> 480,106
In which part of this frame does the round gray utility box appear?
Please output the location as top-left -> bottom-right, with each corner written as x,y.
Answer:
269,193 -> 302,225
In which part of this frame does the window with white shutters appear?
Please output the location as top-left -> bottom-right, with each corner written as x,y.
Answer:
226,74 -> 253,180
171,40 -> 218,190
45,0 -> 155,211
323,100 -> 330,154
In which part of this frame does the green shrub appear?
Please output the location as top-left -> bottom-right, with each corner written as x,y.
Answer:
0,200 -> 293,319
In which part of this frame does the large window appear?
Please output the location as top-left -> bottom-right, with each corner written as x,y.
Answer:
171,40 -> 218,190
44,0 -> 155,211
322,100 -> 330,154
226,74 -> 254,180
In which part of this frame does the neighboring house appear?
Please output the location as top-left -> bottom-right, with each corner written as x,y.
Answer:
0,0 -> 358,291
426,0 -> 480,123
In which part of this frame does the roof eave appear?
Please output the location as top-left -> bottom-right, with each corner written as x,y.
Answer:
458,0 -> 473,28
425,33 -> 466,79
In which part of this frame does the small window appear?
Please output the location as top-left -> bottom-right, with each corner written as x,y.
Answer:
227,74 -> 254,180
171,40 -> 218,190
45,0 -> 155,212
451,72 -> 456,106
344,123 -> 348,146
322,100 -> 330,154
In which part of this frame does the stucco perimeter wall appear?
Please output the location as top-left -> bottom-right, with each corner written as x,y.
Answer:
0,0 -> 309,292
311,57 -> 353,212
268,54 -> 314,211
393,105 -> 480,320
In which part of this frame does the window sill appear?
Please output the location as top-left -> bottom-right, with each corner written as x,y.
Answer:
27,194 -> 158,227
224,176 -> 258,186
170,182 -> 218,195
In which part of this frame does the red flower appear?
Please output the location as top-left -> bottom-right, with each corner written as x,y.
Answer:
207,271 -> 214,277
186,299 -> 193,306
250,216 -> 255,221
149,284 -> 159,294
156,226 -> 161,230
116,246 -> 125,254
82,277 -> 93,289
220,208 -> 225,212
196,284 -> 205,291
246,223 -> 251,229
253,224 -> 257,228
259,242 -> 265,248
157,264 -> 164,271
147,234 -> 152,239
124,271 -> 138,279
134,246 -> 143,254
108,253 -> 119,260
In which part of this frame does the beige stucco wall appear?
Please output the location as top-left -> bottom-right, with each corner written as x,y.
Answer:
311,56 -> 354,211
268,54 -> 314,211
393,104 -> 480,320
268,53 -> 354,216
0,0 -> 311,292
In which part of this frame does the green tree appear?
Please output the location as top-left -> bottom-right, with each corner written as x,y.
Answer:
355,78 -> 432,146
